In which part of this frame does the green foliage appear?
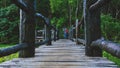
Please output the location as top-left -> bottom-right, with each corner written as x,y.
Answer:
0,53 -> 18,63
51,17 -> 66,28
103,51 -> 120,66
0,4 -> 19,43
50,0 -> 64,13
0,0 -> 11,8
101,14 -> 120,42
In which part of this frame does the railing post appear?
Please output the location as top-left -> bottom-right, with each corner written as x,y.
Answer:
56,29 -> 59,40
70,25 -> 74,40
46,19 -> 52,45
54,30 -> 57,41
84,0 -> 102,57
54,29 -> 56,41
69,27 -> 72,39
19,0 -> 35,57
44,25 -> 47,41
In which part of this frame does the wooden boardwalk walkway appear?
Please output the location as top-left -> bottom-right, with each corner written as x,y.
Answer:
0,39 -> 119,68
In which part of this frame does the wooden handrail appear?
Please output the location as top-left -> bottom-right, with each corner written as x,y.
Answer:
0,38 -> 55,57
12,0 -> 56,30
0,43 -> 28,57
91,38 -> 120,58
11,0 -> 34,13
36,13 -> 56,31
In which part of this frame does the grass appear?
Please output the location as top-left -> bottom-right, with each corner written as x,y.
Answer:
103,51 -> 120,66
0,44 -> 18,63
0,44 -> 14,48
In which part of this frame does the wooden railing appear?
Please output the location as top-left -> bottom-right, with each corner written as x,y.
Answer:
91,38 -> 120,58
77,38 -> 120,58
0,0 -> 58,57
75,0 -> 120,59
1,0 -> 119,60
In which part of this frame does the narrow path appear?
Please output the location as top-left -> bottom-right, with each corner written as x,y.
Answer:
0,39 -> 119,68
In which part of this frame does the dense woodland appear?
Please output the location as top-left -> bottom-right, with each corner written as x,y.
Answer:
0,0 -> 120,43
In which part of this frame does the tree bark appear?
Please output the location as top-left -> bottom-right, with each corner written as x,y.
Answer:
19,0 -> 35,58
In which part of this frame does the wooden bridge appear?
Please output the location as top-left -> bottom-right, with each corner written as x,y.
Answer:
0,0 -> 120,68
0,39 -> 119,68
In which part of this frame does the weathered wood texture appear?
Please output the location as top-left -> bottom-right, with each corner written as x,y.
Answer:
0,39 -> 118,68
84,0 -> 112,57
0,38 -> 52,57
84,0 -> 102,56
91,39 -> 120,58
19,0 -> 35,58
0,43 -> 27,57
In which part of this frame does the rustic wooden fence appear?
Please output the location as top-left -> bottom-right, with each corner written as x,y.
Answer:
0,0 -> 58,57
0,0 -> 120,60
76,0 -> 120,59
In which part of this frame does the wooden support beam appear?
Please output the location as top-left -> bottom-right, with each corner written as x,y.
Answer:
56,29 -> 59,40
84,0 -> 112,57
46,18 -> 52,45
19,0 -> 35,58
84,0 -> 102,57
54,29 -> 56,41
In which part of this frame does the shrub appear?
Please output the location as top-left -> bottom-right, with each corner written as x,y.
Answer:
0,4 -> 19,43
101,14 -> 120,42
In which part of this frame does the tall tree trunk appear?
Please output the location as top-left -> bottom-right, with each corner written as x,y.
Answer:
69,5 -> 72,28
75,0 -> 79,44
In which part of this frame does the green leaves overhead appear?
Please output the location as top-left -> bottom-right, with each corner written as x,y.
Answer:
50,0 -> 82,28
50,0 -> 78,13
50,0 -> 63,13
